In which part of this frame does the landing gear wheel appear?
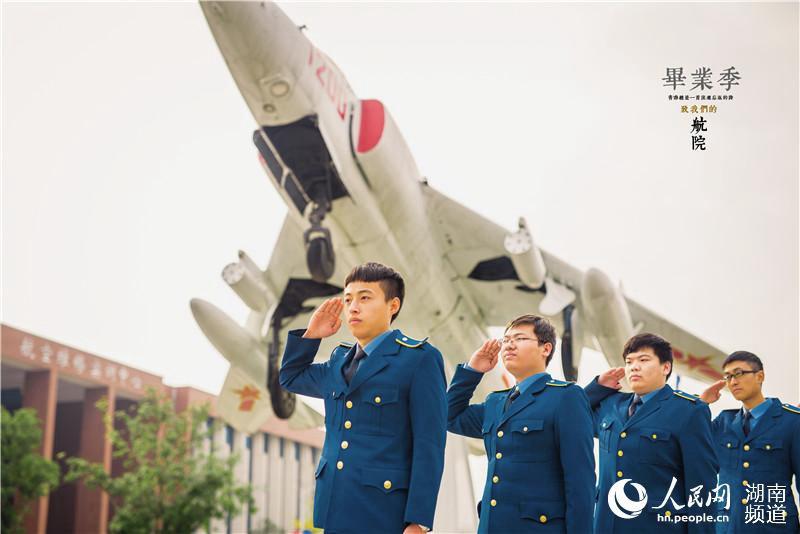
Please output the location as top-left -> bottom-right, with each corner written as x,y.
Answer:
561,304 -> 578,382
306,235 -> 335,283
268,316 -> 296,419
268,369 -> 296,419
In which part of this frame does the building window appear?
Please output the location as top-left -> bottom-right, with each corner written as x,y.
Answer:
207,417 -> 215,453
279,437 -> 284,458
247,435 -> 254,533
225,424 -> 234,450
263,432 -> 269,454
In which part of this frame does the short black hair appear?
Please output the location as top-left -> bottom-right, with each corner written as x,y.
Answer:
344,262 -> 405,322
722,351 -> 763,372
505,314 -> 557,366
623,333 -> 673,379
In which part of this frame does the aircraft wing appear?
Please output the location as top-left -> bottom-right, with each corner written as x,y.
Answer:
200,213 -> 354,433
218,364 -> 325,435
262,213 -> 356,368
423,184 -> 726,383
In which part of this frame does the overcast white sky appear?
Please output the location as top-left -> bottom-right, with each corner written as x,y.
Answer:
3,2 -> 798,408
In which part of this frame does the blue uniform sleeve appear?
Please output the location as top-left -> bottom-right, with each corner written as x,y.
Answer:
446,363 -> 486,439
711,412 -> 722,435
584,376 -> 618,438
680,402 -> 719,534
584,376 -> 619,407
277,329 -> 328,399
405,346 -> 448,529
555,386 -> 596,534
790,412 -> 800,504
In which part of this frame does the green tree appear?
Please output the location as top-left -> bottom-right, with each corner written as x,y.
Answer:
1,407 -> 61,534
64,388 -> 253,534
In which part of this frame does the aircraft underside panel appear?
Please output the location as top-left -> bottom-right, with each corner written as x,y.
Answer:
253,115 -> 349,215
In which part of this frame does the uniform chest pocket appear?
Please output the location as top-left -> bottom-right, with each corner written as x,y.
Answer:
718,437 -> 739,468
357,386 -> 400,436
324,391 -> 344,426
751,439 -> 783,469
599,417 -> 616,451
510,419 -> 547,462
638,428 -> 674,466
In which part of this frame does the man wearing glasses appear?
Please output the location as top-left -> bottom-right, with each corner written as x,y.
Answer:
700,351 -> 800,533
446,314 -> 594,533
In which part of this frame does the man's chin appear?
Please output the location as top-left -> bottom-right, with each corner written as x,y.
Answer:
346,323 -> 362,337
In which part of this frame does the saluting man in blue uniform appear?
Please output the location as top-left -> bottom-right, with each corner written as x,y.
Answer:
447,314 -> 595,533
699,351 -> 800,533
586,333 -> 719,534
279,262 -> 447,534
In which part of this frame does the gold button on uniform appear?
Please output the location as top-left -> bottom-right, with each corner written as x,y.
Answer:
617,450 -> 624,457
665,511 -> 672,518
383,480 -> 392,490
344,420 -> 352,429
743,462 -> 749,468
346,400 -> 353,409
490,499 -> 497,507
743,444 -> 750,451
492,476 -> 499,483
726,442 -> 732,448
620,432 -> 627,438
497,430 -> 504,438
651,434 -> 658,440
539,515 -> 547,523
617,471 -> 623,478
766,444 -> 772,450
523,426 -> 529,432
742,480 -> 748,486
336,461 -> 344,470
341,441 -> 349,449
495,452 -> 502,460
374,396 -> 382,404
741,498 -> 748,505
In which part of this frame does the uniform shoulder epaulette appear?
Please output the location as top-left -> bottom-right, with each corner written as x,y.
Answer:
546,379 -> 574,387
673,390 -> 699,402
395,334 -> 429,349
782,403 -> 800,415
337,341 -> 354,349
493,387 -> 513,394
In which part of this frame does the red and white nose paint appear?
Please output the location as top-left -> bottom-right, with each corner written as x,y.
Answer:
357,99 -> 385,153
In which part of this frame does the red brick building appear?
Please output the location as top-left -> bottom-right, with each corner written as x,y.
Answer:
1,324 -> 324,534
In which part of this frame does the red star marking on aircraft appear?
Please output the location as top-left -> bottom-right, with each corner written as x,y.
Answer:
234,385 -> 261,412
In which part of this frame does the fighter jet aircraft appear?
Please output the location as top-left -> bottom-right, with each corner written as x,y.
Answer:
190,2 -> 727,529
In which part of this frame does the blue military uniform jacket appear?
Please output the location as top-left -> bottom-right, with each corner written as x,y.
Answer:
278,328 -> 447,534
711,398 -> 800,533
447,364 -> 595,533
585,380 -> 719,534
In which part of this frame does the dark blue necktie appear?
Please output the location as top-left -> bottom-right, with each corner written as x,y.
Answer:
343,345 -> 366,385
628,395 -> 642,420
742,409 -> 751,436
504,387 -> 521,412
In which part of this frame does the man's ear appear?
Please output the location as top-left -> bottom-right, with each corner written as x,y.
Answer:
389,297 -> 401,315
663,361 -> 672,377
